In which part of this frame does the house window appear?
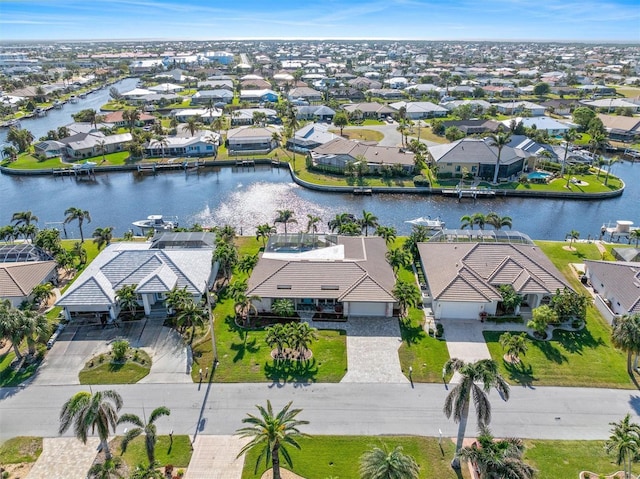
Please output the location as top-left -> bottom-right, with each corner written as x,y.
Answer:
455,165 -> 461,172
471,166 -> 477,173
155,293 -> 165,301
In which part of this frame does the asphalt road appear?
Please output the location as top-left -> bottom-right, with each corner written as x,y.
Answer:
1,382 -> 638,442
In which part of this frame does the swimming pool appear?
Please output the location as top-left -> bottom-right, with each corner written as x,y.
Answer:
527,171 -> 552,180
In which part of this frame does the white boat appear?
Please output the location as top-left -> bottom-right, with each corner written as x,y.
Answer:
132,215 -> 179,233
405,216 -> 445,229
72,161 -> 97,170
601,220 -> 634,241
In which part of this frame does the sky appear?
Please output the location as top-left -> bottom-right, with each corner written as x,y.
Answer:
0,0 -> 639,42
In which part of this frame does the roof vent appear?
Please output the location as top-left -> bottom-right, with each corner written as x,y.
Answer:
277,285 -> 292,289
321,285 -> 339,290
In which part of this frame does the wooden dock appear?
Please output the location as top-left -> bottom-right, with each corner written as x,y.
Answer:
442,188 -> 496,199
353,187 -> 372,195
235,160 -> 255,167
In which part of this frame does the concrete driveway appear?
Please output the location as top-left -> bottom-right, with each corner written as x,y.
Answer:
32,318 -> 190,386
306,316 -> 408,384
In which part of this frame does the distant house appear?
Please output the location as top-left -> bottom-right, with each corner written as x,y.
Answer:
173,108 -> 223,124
239,89 -> 279,103
584,260 -> 640,324
310,137 -> 416,173
148,82 -> 183,93
288,86 -> 323,103
343,102 -> 396,119
440,99 -> 492,113
191,89 -> 234,105
440,119 -> 502,136
295,105 -> 336,122
34,140 -> 66,158
0,244 -> 57,308
56,242 -> 215,322
229,108 -> 278,126
289,123 -> 340,152
581,98 -> 640,113
596,114 -> 640,142
102,110 -> 156,128
145,131 -> 218,158
501,116 -> 571,136
64,132 -> 133,159
247,235 -> 397,319
495,101 -> 546,116
540,99 -> 582,116
226,126 -> 278,155
367,88 -> 405,100
389,101 -> 449,119
418,241 -> 572,320
327,87 -> 365,101
197,80 -> 233,90
348,77 -> 382,90
428,137 -> 529,181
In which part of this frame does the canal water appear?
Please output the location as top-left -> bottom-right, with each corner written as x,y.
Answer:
0,76 -> 638,241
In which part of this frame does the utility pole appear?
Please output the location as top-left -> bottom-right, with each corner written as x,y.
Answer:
204,282 -> 218,365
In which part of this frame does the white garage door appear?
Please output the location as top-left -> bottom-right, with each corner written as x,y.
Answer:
349,302 -> 387,317
438,301 -> 480,320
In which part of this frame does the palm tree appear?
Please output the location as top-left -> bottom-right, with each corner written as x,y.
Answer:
64,207 -> 91,243
606,414 -> 640,479
256,223 -> 276,248
19,310 -> 50,355
392,280 -> 421,319
212,242 -> 238,284
359,444 -> 420,479
328,213 -> 355,233
560,129 -> 579,178
498,332 -> 529,365
151,136 -> 168,158
87,457 -> 124,479
567,229 -> 580,248
236,400 -> 310,479
612,313 -> 640,375
274,209 -> 297,235
486,212 -> 512,230
165,285 -> 192,314
305,214 -> 321,234
31,283 -> 55,310
488,132 -> 511,184
375,226 -> 397,245
233,292 -> 259,326
96,139 -> 107,163
460,215 -> 475,230
118,406 -> 171,465
265,323 -> 287,358
59,390 -> 123,460
360,210 -> 379,236
289,322 -> 317,358
386,248 -> 411,275
116,284 -> 139,318
457,425 -> 535,479
11,211 -> 39,227
0,301 -> 25,360
443,358 -> 510,467
472,212 -> 487,230
630,229 -> 640,247
604,157 -> 618,186
2,145 -> 18,162
237,253 -> 259,275
175,298 -> 207,343
92,226 -> 114,250
182,116 -> 202,136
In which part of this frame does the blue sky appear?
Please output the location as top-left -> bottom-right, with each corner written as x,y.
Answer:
0,0 -> 639,42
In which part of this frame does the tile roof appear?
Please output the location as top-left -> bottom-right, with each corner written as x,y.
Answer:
585,260 -> 640,314
0,261 -> 57,298
428,138 -> 525,166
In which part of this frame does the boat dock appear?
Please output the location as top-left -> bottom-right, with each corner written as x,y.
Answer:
136,159 -> 204,174
442,187 -> 496,200
353,187 -> 372,195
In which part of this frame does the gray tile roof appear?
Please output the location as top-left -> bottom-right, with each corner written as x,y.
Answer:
428,138 -> 524,166
418,242 -> 571,302
585,260 -> 640,314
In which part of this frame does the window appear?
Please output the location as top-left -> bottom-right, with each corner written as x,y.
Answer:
455,165 -> 461,172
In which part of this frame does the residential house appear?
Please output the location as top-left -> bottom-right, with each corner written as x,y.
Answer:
327,87 -> 365,101
389,101 -> 448,119
418,240 -> 572,320
288,86 -> 323,103
439,119 -> 502,136
239,89 -> 279,103
440,100 -> 492,114
197,80 -> 234,90
310,137 -> 416,173
56,242 -> 215,321
427,137 -> 529,180
173,108 -> 223,124
501,116 -> 571,136
367,88 -> 405,100
148,83 -> 183,93
581,98 -> 640,114
65,132 -> 133,159
229,108 -> 278,126
343,102 -> 396,119
289,123 -> 340,152
584,260 -> 640,324
540,99 -> 582,116
240,79 -> 272,90
495,101 -> 546,116
191,90 -> 234,105
226,126 -> 278,155
102,110 -> 156,128
145,131 -> 218,158
596,114 -> 640,142
247,235 -> 397,318
295,105 -> 336,122
348,77 -> 382,90
34,140 -> 66,158
0,244 -> 57,308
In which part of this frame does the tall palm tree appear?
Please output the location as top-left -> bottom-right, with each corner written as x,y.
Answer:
64,207 -> 91,243
498,332 -> 529,366
212,241 -> 238,284
31,283 -> 55,310
630,229 -> 640,247
151,136 -> 168,159
19,310 -> 50,355
359,444 -> 420,479
116,284 -> 139,318
175,298 -> 207,343
488,132 -> 511,184
256,223 -> 276,248
118,406 -> 171,465
92,226 -> 114,250
360,210 -> 379,236
472,212 -> 487,230
165,285 -> 192,315
59,390 -> 123,460
606,414 -> 640,479
392,280 -> 421,319
486,212 -> 512,230
0,301 -> 25,360
386,248 -> 411,275
604,157 -> 618,186
11,211 -> 39,227
375,226 -> 397,245
457,425 -> 535,479
236,400 -> 310,479
96,139 -> 107,163
182,116 -> 202,137
560,129 -> 579,178
611,313 -> 640,375
460,215 -> 475,230
274,209 -> 297,235
288,322 -> 317,358
567,229 -> 580,247
443,358 -> 510,467
305,214 -> 321,234
328,212 -> 355,233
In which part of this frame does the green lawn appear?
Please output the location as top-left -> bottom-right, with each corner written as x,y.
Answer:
515,173 -> 623,194
524,440 -> 640,479
3,153 -> 64,170
0,436 -> 42,464
0,350 -> 44,387
116,435 -> 192,469
330,128 -> 385,142
241,436 -> 469,479
78,349 -> 151,384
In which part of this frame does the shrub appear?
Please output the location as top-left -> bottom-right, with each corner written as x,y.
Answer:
413,175 -> 430,187
436,323 -> 444,338
111,340 -> 130,362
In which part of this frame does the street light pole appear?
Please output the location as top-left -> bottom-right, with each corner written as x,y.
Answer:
204,281 -> 218,365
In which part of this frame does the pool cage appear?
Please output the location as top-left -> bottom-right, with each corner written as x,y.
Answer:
428,229 -> 535,245
265,233 -> 339,253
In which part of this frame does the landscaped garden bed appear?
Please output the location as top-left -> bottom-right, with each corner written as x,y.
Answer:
79,340 -> 151,384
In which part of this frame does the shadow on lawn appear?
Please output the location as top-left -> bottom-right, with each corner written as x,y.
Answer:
504,361 -> 538,388
264,358 -> 318,384
553,327 -> 605,355
400,320 -> 426,346
533,339 -> 567,364
229,330 -> 259,363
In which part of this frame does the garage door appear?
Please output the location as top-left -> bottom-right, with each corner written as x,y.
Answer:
438,301 -> 480,319
349,302 -> 387,317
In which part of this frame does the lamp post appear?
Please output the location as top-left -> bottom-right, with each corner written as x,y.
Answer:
204,281 -> 218,365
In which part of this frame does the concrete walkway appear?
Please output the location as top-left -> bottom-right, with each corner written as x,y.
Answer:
307,316 -> 408,384
26,437 -> 99,479
138,320 -> 192,383
185,435 -> 249,479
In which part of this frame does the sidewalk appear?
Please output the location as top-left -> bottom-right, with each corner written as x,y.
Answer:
185,435 -> 249,479
26,437 -> 99,479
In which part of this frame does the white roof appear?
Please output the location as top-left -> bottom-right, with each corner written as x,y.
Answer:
148,82 -> 183,92
122,88 -> 154,97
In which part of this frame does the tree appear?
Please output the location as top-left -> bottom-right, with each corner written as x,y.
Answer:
630,229 -> 640,247
271,298 -> 295,318
488,132 -> 511,184
460,215 -> 475,230
31,283 -> 55,310
116,284 -> 139,318
175,298 -> 207,343
612,314 -> 640,376
559,129 -> 579,178
375,226 -> 397,245
96,139 -> 107,163
360,210 -> 378,236
0,301 -> 25,360
64,207 -> 91,243
498,332 -> 529,365
305,214 -> 321,234
497,284 -> 522,315
359,444 -> 420,479
393,280 -> 421,319
123,108 -> 141,132
212,242 -> 238,284
606,414 -> 640,479
92,226 -> 114,250
7,127 -> 34,152
256,223 -> 276,248
274,209 -> 297,235
287,322 -> 318,358
486,212 -> 512,230
572,106 -> 596,132
88,457 -> 124,479
182,116 -> 202,137
165,286 -> 192,315
603,157 -> 618,186
533,82 -> 551,96
118,406 -> 171,465
234,292 -> 259,325
386,248 -> 411,274
237,253 -> 259,274
265,323 -> 287,358
472,213 -> 487,230
567,229 -> 580,248
457,425 -> 535,479
236,400 -> 310,479
527,305 -> 557,338
403,225 -> 430,259
334,112 -> 349,136
443,358 -> 510,467
59,390 -> 123,460
11,210 -> 39,227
